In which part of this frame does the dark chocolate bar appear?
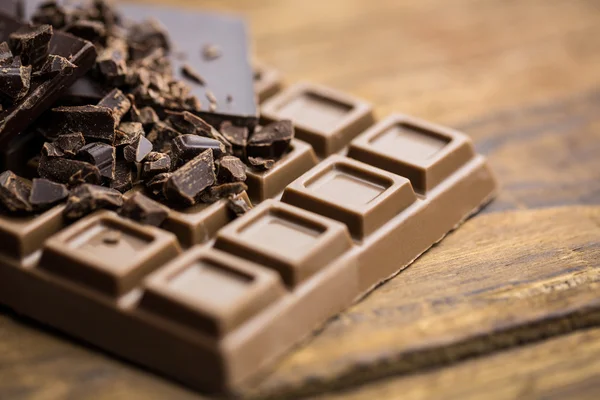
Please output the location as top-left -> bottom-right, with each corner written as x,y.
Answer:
0,11 -> 97,148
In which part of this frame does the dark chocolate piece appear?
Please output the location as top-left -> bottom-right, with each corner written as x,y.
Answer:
120,192 -> 169,227
247,120 -> 294,159
114,122 -> 143,147
8,24 -> 52,67
33,54 -> 75,78
0,42 -> 13,65
53,105 -> 116,143
41,141 -> 63,157
0,14 -> 96,148
0,170 -> 32,212
202,43 -> 221,61
142,151 -> 171,179
217,155 -> 246,183
97,89 -> 131,124
200,182 -> 247,203
110,159 -> 135,193
54,132 -> 85,157
146,122 -> 180,153
227,194 -> 252,216
171,135 -> 225,165
128,18 -> 170,59
123,136 -> 152,163
165,111 -> 212,136
64,20 -> 106,45
63,184 -> 123,219
164,149 -> 215,205
31,1 -> 67,28
0,60 -> 31,101
248,157 -> 275,171
146,172 -> 171,198
77,142 -> 116,180
220,121 -> 248,149
96,38 -> 128,86
181,63 -> 204,85
38,156 -> 100,185
28,177 -> 68,209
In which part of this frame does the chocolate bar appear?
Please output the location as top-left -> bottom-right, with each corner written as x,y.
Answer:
0,11 -> 97,148
0,70 -> 497,393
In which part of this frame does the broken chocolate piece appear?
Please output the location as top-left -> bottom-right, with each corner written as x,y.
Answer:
146,122 -> 180,153
98,89 -> 131,124
247,120 -> 294,159
110,159 -> 135,193
120,192 -> 169,227
96,38 -> 128,86
0,42 -> 14,66
114,122 -> 143,147
0,170 -> 32,212
217,155 -> 246,183
165,111 -> 212,136
220,121 -> 248,149
31,1 -> 68,29
164,149 -> 215,205
124,135 -> 152,163
77,143 -> 116,180
38,156 -> 101,185
128,18 -> 170,59
171,135 -> 225,165
146,172 -> 171,198
248,157 -> 275,171
63,184 -> 123,220
142,151 -> 171,179
181,64 -> 205,85
0,61 -> 31,101
64,20 -> 107,45
227,194 -> 252,216
42,142 -> 64,158
9,24 -> 53,68
54,132 -> 85,157
29,178 -> 69,210
33,55 -> 76,79
53,105 -> 117,143
202,43 -> 221,61
200,182 -> 247,203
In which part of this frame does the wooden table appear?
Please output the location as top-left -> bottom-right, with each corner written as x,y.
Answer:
1,0 -> 599,398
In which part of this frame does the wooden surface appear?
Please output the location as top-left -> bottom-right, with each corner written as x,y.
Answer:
1,0 -> 600,398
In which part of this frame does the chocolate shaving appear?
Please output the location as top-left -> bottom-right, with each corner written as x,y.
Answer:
181,63 -> 205,85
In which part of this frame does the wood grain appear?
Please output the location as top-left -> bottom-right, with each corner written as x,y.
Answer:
1,0 -> 599,398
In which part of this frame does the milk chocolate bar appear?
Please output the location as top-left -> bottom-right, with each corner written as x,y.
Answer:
0,11 -> 97,148
0,77 -> 496,394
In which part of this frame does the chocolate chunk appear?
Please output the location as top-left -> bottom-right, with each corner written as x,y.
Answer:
146,121 -> 180,153
55,132 -> 86,157
130,100 -> 160,129
146,172 -> 171,198
63,184 -> 123,220
110,159 -> 135,193
97,38 -> 128,86
33,55 -> 76,79
53,105 -> 117,143
142,151 -> 171,179
0,42 -> 14,66
217,155 -> 247,183
29,178 -> 69,210
42,142 -> 64,158
200,182 -> 247,203
120,192 -> 169,227
64,20 -> 107,45
31,1 -> 67,29
181,64 -> 205,85
172,135 -> 225,165
202,44 -> 221,61
128,18 -> 170,59
247,120 -> 294,159
164,149 -> 215,205
227,194 -> 252,216
98,89 -> 131,124
220,121 -> 248,149
38,156 -> 101,185
165,111 -> 213,136
124,136 -> 153,163
248,157 -> 275,171
9,24 -> 53,67
0,62 -> 31,101
77,143 -> 116,180
114,122 -> 144,147
0,170 -> 32,212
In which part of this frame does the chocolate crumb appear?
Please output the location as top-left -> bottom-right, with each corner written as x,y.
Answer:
181,63 -> 205,85
202,43 -> 221,61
